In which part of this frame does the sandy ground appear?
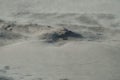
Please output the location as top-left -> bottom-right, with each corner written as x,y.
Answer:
0,41 -> 120,80
0,0 -> 120,80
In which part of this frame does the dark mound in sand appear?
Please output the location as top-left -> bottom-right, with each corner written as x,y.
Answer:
40,28 -> 83,42
0,31 -> 22,40
0,76 -> 14,80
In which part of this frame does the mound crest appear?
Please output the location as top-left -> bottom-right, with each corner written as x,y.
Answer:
40,27 -> 83,42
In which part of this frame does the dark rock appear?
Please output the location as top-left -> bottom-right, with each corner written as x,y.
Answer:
46,28 -> 83,42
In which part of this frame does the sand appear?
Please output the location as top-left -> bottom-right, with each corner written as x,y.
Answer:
0,0 -> 120,80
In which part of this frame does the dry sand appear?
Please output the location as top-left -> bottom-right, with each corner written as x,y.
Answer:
0,0 -> 120,80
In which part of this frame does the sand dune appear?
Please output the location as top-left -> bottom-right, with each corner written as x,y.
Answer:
0,14 -> 120,80
0,41 -> 120,80
0,0 -> 120,80
0,13 -> 120,45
